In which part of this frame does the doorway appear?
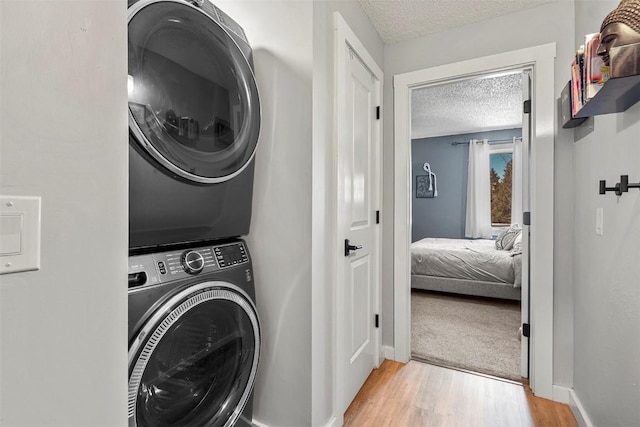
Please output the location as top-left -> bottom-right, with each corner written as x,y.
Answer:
409,70 -> 527,381
393,44 -> 556,398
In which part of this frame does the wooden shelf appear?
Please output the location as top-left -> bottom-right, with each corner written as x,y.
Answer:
574,74 -> 640,118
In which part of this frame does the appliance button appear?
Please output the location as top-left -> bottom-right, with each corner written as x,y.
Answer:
181,250 -> 205,275
158,261 -> 167,274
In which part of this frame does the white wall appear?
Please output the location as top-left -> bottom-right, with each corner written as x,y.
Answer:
0,1 -> 128,425
572,1 -> 640,425
382,0 -> 576,387
211,1 -> 314,425
312,2 -> 384,425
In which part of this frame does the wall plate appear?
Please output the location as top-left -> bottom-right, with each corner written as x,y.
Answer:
0,196 -> 41,275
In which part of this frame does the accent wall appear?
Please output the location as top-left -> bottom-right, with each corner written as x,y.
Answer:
411,128 -> 522,242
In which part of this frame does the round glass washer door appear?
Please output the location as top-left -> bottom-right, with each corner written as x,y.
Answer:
128,0 -> 260,183
128,283 -> 260,427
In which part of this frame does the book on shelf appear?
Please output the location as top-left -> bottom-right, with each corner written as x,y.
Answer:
576,44 -> 584,106
570,59 -> 581,117
585,33 -> 607,101
570,33 -> 609,116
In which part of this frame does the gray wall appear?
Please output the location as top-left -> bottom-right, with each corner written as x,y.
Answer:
213,1 -> 313,425
573,1 -> 640,425
0,1 -> 128,425
383,0 -> 576,387
411,128 -> 521,242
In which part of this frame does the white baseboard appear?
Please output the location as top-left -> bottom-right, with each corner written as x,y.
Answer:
255,415 -> 340,427
552,384 -> 571,404
569,389 -> 595,427
382,345 -> 395,360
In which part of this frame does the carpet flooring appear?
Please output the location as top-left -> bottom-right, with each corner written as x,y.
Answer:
411,289 -> 521,381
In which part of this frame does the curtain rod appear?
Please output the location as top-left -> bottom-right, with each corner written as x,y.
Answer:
451,137 -> 522,146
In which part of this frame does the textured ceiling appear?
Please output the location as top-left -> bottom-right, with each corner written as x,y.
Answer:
411,72 -> 523,139
358,0 -> 557,44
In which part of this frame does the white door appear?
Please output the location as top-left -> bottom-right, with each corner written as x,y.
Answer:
335,15 -> 382,416
520,71 -> 531,379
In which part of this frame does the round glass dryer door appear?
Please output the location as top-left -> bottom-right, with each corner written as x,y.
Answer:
128,284 -> 260,427
128,0 -> 260,183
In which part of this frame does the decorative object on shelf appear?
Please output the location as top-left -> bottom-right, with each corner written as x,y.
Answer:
609,42 -> 640,77
563,1 -> 640,128
599,175 -> 640,195
416,163 -> 438,198
597,0 -> 640,72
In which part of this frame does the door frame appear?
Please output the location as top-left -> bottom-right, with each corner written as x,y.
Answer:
393,43 -> 556,399
333,11 -> 384,419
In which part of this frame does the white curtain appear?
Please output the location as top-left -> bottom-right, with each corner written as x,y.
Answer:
465,139 -> 492,238
511,136 -> 523,226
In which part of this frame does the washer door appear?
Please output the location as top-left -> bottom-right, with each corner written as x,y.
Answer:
128,283 -> 260,427
128,0 -> 260,183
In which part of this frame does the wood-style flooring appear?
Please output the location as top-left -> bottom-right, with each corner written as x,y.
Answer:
344,360 -> 578,427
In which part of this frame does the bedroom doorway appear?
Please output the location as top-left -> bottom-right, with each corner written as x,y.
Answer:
408,70 -> 528,382
393,44 -> 556,398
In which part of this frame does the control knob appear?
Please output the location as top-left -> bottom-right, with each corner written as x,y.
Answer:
181,250 -> 205,275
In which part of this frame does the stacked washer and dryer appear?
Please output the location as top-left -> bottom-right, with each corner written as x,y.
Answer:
126,1 -> 261,426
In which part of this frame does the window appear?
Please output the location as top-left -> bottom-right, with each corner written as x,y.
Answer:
490,150 -> 513,226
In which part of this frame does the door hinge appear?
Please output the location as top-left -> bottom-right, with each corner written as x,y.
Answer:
376,106 -> 380,120
523,211 -> 531,226
375,314 -> 379,328
523,99 -> 531,114
376,210 -> 380,224
522,323 -> 530,338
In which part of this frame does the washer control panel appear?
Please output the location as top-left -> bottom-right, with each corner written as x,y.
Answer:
128,241 -> 250,288
214,242 -> 249,268
162,247 -> 216,277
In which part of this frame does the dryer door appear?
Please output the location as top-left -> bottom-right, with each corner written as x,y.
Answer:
128,283 -> 260,427
128,0 -> 260,184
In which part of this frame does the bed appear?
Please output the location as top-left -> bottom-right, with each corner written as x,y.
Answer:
411,237 -> 522,300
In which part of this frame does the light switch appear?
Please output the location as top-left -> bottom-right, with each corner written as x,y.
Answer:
0,214 -> 23,255
596,208 -> 604,236
0,196 -> 41,275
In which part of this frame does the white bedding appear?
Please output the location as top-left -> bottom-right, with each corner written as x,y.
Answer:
411,238 -> 521,287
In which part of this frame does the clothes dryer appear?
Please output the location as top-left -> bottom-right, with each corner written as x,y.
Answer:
128,239 -> 260,427
128,0 -> 260,251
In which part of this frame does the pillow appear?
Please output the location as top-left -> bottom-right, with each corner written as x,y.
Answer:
509,230 -> 524,258
512,231 -> 522,247
495,225 -> 521,251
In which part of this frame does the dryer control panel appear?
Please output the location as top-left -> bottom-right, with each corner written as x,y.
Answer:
128,241 -> 250,289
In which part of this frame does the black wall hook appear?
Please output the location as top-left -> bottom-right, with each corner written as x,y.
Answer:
619,175 -> 640,193
599,180 -> 622,195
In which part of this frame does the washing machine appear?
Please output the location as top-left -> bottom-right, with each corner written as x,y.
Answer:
127,0 -> 261,251
128,239 -> 260,426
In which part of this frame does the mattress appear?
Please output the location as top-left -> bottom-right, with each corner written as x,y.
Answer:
410,238 -> 520,285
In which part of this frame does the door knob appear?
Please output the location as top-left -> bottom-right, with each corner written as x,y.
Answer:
344,239 -> 363,256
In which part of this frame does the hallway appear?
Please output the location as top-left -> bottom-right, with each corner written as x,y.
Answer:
344,360 -> 578,426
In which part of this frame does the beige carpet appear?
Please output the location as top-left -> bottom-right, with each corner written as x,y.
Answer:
411,289 -> 521,381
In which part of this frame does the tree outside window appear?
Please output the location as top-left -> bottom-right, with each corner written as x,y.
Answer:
490,152 -> 513,226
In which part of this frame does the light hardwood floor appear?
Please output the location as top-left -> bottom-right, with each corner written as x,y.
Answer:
344,360 -> 578,427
